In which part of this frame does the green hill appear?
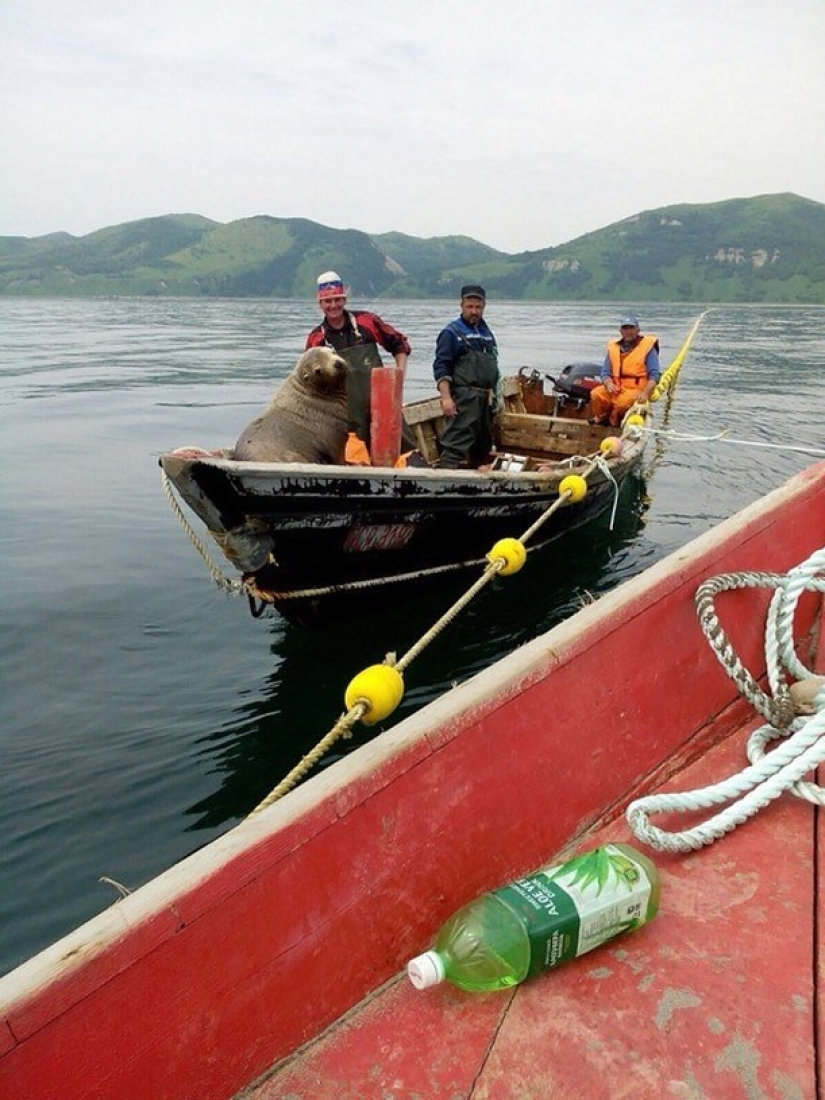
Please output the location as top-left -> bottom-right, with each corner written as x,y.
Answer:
496,193 -> 825,303
1,193 -> 823,302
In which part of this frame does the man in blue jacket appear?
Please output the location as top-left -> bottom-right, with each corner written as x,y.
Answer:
432,285 -> 500,468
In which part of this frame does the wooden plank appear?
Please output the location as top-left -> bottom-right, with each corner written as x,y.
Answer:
403,397 -> 443,425
497,412 -> 602,457
403,397 -> 443,462
501,376 -> 527,413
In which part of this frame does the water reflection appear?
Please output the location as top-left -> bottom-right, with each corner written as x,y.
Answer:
184,471 -> 650,826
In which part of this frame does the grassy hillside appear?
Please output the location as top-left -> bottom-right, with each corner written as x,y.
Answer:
1,193 -> 823,302
501,193 -> 825,303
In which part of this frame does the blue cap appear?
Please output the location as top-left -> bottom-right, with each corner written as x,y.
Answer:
620,315 -> 640,328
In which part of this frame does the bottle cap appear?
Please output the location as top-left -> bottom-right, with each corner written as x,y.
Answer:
406,950 -> 445,990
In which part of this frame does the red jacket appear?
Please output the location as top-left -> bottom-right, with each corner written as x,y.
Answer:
305,310 -> 410,357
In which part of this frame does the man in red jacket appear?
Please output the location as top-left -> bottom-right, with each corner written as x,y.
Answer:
305,271 -> 411,463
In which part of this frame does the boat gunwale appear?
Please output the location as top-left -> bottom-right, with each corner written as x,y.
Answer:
160,441 -> 642,487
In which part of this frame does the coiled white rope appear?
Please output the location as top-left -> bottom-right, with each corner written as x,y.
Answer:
626,547 -> 825,852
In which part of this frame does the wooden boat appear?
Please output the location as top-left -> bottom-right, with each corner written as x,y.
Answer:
3,460 -> 824,1099
159,370 -> 647,625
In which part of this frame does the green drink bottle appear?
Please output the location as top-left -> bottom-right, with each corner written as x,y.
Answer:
407,842 -> 660,992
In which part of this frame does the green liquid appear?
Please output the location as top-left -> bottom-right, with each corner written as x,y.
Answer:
428,843 -> 659,993
437,893 -> 531,992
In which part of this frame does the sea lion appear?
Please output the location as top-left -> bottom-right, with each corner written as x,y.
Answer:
233,347 -> 349,463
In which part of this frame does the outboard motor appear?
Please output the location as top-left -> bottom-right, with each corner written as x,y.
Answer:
516,366 -> 547,414
546,361 -> 602,412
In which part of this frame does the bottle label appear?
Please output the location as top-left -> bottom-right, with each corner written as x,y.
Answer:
493,844 -> 653,976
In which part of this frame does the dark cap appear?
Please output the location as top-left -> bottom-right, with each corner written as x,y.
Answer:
460,284 -> 486,300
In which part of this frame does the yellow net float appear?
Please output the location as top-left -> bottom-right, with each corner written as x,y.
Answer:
487,537 -> 526,576
599,436 -> 623,457
559,474 -> 588,503
344,664 -> 405,725
624,413 -> 646,428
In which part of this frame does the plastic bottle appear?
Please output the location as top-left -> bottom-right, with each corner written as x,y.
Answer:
407,842 -> 659,992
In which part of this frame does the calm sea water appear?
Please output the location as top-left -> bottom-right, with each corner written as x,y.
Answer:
1,298 -> 823,976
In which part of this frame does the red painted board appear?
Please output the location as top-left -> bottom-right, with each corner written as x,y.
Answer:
369,366 -> 404,467
249,727 -> 817,1100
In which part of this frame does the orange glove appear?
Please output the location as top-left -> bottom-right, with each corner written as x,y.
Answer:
345,432 -> 371,466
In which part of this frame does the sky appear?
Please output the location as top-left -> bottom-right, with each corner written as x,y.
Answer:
2,0 -> 824,254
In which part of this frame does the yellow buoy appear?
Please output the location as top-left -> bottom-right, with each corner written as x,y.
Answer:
625,413 -> 646,428
559,474 -> 587,502
344,664 -> 405,725
600,436 -> 623,457
487,537 -> 527,575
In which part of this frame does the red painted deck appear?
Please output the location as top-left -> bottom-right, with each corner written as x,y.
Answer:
243,725 -> 820,1099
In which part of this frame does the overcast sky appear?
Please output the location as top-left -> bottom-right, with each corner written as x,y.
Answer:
2,0 -> 823,253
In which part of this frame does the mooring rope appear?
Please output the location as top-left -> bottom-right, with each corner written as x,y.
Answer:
254,553 -> 508,603
626,547 -> 825,852
246,450 -> 624,816
160,466 -> 245,595
635,426 -> 825,460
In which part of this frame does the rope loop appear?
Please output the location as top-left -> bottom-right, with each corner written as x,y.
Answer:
627,545 -> 825,852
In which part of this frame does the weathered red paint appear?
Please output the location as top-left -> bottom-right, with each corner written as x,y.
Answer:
250,729 -> 816,1099
2,462 -> 824,1100
369,364 -> 404,467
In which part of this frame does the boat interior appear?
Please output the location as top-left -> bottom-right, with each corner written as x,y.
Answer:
403,370 -> 615,469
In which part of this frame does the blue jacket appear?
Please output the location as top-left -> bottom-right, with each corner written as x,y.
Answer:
432,317 -> 497,384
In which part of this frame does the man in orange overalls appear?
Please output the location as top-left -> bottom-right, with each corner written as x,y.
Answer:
589,316 -> 661,427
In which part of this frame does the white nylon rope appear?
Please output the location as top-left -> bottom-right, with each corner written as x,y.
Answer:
627,547 -> 825,852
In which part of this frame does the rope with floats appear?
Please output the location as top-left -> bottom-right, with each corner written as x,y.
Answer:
626,547 -> 825,852
246,427 -> 645,816
629,308 -> 825,468
247,310 -> 713,814
650,309 -> 711,403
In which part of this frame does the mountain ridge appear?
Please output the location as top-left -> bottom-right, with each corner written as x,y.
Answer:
1,192 -> 823,303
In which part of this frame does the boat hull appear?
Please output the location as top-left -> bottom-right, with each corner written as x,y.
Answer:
3,461 -> 825,1100
160,430 -> 643,623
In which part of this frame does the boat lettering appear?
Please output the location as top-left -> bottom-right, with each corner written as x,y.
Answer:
343,523 -> 416,553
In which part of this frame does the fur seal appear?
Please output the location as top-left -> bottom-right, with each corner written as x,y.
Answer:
233,347 -> 349,463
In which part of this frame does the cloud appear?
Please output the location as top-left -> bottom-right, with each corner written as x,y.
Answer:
2,0 -> 824,251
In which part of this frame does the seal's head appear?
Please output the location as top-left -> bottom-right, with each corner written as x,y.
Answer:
293,346 -> 348,395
